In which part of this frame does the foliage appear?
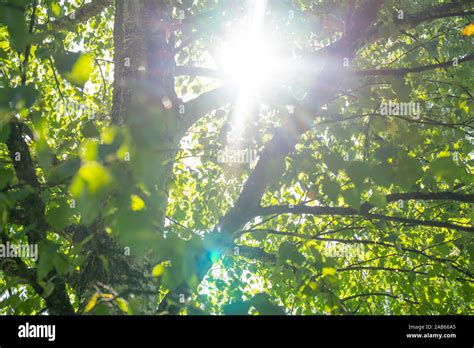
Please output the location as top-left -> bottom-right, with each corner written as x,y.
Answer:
0,0 -> 472,315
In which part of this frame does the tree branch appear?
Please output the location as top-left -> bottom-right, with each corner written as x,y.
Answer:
242,229 -> 468,270
235,242 -> 472,281
365,1 -> 474,42
234,244 -> 276,264
2,1 -> 75,313
215,0 -> 385,236
177,86 -> 235,137
340,292 -> 419,305
401,2 -> 474,28
360,191 -> 474,212
255,204 -> 473,233
0,237 -> 74,315
44,0 -> 113,31
174,66 -> 224,79
351,53 -> 474,76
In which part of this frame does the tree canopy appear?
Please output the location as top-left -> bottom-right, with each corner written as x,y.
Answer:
0,0 -> 473,315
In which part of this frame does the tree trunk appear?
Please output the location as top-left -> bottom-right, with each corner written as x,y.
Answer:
79,0 -> 179,314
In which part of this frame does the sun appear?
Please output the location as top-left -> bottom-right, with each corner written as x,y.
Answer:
214,0 -> 289,142
215,0 -> 283,93
218,32 -> 279,91
217,32 -> 280,141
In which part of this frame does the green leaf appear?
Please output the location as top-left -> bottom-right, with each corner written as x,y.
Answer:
93,303 -> 110,315
322,267 -> 337,276
52,253 -> 69,276
0,6 -> 28,50
250,293 -> 285,315
130,194 -> 145,211
345,161 -> 370,188
369,163 -> 394,187
375,145 -> 401,163
71,161 -> 112,195
428,157 -> 465,187
36,241 -> 56,281
0,167 -> 14,190
436,243 -> 451,257
0,47 -> 7,60
7,185 -> 35,204
323,152 -> 346,173
151,262 -> 166,277
42,282 -> 55,298
69,161 -> 113,224
54,50 -> 94,87
45,198 -> 71,229
81,121 -> 99,138
0,124 -> 11,143
391,76 -> 411,102
467,244 -> 474,261
48,157 -> 81,184
115,211 -> 158,257
115,297 -> 129,313
433,233 -> 445,244
342,187 -> 360,210
36,137 -> 54,170
84,293 -> 99,313
0,85 -> 39,109
369,192 -> 387,209
223,301 -> 251,315
50,2 -> 61,17
278,242 -> 305,266
395,155 -> 422,189
321,177 -> 340,203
